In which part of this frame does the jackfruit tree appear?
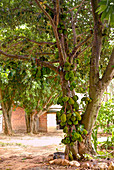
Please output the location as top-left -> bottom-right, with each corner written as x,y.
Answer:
0,0 -> 114,159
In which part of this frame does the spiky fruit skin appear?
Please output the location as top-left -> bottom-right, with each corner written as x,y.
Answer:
69,153 -> 73,161
60,122 -> 66,127
73,95 -> 79,101
63,126 -> 68,133
62,96 -> 69,102
73,120 -> 78,125
74,102 -> 79,110
61,113 -> 66,122
71,116 -> 76,122
68,98 -> 75,105
66,113 -> 72,120
62,137 -> 70,144
65,72 -> 70,80
67,120 -> 72,125
75,112 -> 81,121
83,129 -> 88,135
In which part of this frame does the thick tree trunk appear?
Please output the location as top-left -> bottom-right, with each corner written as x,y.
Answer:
2,104 -> 13,135
25,113 -> 31,133
25,112 -> 37,134
0,89 -> 13,135
30,113 -> 35,134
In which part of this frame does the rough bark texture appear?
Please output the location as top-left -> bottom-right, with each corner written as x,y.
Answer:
81,0 -> 114,133
0,88 -> 13,135
25,113 -> 31,133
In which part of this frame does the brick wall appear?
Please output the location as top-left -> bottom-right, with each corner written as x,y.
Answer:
38,113 -> 47,132
11,107 -> 26,132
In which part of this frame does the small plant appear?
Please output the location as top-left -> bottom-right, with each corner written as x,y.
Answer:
92,99 -> 114,153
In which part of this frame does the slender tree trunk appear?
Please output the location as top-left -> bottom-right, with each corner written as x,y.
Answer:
33,115 -> 39,134
2,103 -> 13,135
30,112 -> 35,134
0,89 -> 13,135
25,112 -> 36,134
25,113 -> 31,133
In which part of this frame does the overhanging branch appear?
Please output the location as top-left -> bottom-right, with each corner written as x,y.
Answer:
34,0 -> 64,61
0,50 -> 59,74
70,34 -> 92,59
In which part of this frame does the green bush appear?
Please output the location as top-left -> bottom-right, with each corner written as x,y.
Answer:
92,99 -> 114,152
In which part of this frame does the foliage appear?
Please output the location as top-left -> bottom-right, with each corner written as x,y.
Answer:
0,0 -> 114,158
96,0 -> 114,26
92,99 -> 114,152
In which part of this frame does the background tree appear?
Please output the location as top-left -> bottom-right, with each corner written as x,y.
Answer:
0,0 -> 114,159
0,59 -> 27,135
16,63 -> 61,134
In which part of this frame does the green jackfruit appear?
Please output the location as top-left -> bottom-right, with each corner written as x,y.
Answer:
77,134 -> 83,142
62,137 -> 70,144
69,153 -> 73,161
66,113 -> 72,119
70,85 -> 74,91
74,102 -> 79,110
71,116 -> 76,122
75,112 -> 81,121
68,98 -> 75,105
65,72 -> 70,80
70,142 -> 74,146
57,97 -> 62,104
62,96 -> 69,102
73,95 -> 79,101
71,81 -> 76,88
57,111 -> 61,119
61,113 -> 66,122
64,62 -> 71,67
71,132 -> 79,142
63,126 -> 68,133
60,122 -> 66,127
73,120 -> 78,125
69,71 -> 74,78
64,62 -> 71,71
67,120 -> 72,125
83,129 -> 88,135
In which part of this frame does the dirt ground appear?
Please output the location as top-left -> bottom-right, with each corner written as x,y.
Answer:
0,131 -> 113,170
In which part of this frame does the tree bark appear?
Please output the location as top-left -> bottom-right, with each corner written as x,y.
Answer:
25,113 -> 31,133
0,88 -> 13,135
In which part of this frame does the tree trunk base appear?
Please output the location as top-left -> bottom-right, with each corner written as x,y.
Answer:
65,135 -> 96,160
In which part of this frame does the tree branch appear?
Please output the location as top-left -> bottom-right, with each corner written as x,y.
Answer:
71,11 -> 77,45
0,50 -> 59,74
100,48 -> 114,90
73,0 -> 86,24
70,34 -> 92,59
56,0 -> 60,26
34,0 -> 64,61
5,36 -> 55,45
68,0 -> 86,12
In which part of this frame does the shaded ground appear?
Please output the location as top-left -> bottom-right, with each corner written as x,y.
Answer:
0,131 -> 113,170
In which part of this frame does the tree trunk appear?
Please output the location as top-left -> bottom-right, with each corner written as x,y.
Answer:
25,112 -> 36,134
0,88 -> 13,135
33,115 -> 39,134
30,113 -> 35,134
25,113 -> 31,133
2,103 -> 13,135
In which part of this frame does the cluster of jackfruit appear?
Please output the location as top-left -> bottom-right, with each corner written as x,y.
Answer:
60,111 -> 82,128
57,95 -> 79,108
61,136 -> 71,144
65,71 -> 75,82
81,96 -> 92,104
71,131 -> 83,142
69,152 -> 73,161
64,62 -> 76,84
64,62 -> 74,72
